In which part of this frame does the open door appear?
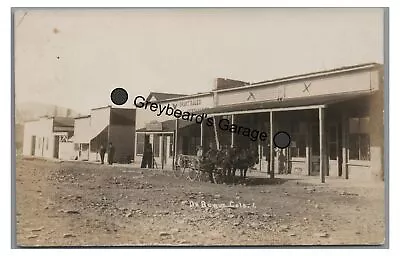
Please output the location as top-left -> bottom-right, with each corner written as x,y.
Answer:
30,136 -> 36,156
328,124 -> 339,176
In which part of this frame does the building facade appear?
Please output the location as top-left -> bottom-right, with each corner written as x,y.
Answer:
22,116 -> 75,160
134,92 -> 213,169
73,106 -> 136,163
134,63 -> 384,182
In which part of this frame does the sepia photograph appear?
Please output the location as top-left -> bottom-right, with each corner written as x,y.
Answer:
13,7 -> 387,247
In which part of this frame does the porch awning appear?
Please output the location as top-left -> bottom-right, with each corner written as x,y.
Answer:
73,125 -> 109,144
136,119 -> 176,133
198,90 -> 376,116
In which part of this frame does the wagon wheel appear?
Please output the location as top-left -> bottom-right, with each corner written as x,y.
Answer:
212,168 -> 225,184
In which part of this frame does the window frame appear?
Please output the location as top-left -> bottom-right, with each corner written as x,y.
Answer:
348,117 -> 371,161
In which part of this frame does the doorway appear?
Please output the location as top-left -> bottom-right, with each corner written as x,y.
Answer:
160,134 -> 172,168
54,136 -> 60,158
310,124 -> 320,176
328,124 -> 339,176
30,136 -> 36,156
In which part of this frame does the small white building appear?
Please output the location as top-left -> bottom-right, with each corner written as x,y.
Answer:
22,116 -> 75,160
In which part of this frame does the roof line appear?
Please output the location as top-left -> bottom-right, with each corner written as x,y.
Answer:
74,115 -> 91,119
215,62 -> 382,93
148,91 -> 213,104
91,105 -> 112,111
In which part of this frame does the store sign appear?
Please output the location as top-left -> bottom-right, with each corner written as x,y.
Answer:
167,97 -> 211,113
171,98 -> 202,109
146,120 -> 162,131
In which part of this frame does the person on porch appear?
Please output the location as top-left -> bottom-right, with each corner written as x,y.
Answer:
99,144 -> 106,164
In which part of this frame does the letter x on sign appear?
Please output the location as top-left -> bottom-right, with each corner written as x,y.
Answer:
303,81 -> 312,94
247,92 -> 256,101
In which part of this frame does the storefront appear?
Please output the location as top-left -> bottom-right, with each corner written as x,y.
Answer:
73,106 -> 136,163
201,63 -> 384,182
134,92 -> 214,169
22,116 -> 75,160
134,63 -> 384,182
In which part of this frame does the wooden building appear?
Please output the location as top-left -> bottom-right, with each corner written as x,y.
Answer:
22,116 -> 75,160
73,106 -> 136,163
134,63 -> 384,182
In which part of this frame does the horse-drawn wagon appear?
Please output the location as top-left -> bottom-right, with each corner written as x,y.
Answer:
173,146 -> 259,184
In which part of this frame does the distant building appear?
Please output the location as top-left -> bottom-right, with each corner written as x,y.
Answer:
72,106 -> 136,163
22,116 -> 75,160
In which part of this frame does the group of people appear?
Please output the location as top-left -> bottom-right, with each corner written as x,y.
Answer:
99,142 -> 115,165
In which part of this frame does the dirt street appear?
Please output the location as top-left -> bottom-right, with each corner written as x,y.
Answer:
15,158 -> 385,246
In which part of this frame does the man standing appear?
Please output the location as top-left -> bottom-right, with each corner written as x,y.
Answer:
145,143 -> 153,168
108,142 -> 115,165
140,142 -> 153,168
99,144 -> 106,164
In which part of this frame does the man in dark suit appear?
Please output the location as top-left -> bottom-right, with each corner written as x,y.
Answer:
141,142 -> 153,168
108,142 -> 115,165
99,144 -> 106,164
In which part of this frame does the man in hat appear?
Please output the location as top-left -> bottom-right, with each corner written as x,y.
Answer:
107,142 -> 115,165
99,144 -> 106,164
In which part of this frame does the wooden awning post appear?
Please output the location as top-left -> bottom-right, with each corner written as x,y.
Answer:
174,119 -> 179,170
213,116 -> 220,150
200,119 -> 204,148
269,111 -> 274,179
319,107 -> 327,183
341,113 -> 349,179
231,114 -> 235,148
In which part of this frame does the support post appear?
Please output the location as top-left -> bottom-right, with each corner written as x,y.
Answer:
134,131 -> 138,163
213,116 -> 220,150
231,114 -> 235,148
161,134 -> 164,170
269,111 -> 274,179
174,119 -> 178,170
200,118 -> 204,148
319,107 -> 327,183
342,114 -> 349,179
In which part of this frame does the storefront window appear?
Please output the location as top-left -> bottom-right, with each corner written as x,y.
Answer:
328,125 -> 338,160
81,144 -> 89,151
290,123 -> 306,158
348,117 -> 370,161
136,134 -> 145,155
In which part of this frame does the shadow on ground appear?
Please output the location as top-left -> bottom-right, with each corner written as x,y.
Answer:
233,177 -> 296,186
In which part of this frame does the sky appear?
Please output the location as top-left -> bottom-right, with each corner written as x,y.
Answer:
14,8 -> 384,114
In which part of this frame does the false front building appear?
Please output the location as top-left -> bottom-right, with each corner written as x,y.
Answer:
73,106 -> 136,163
22,116 -> 75,160
134,63 -> 384,182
